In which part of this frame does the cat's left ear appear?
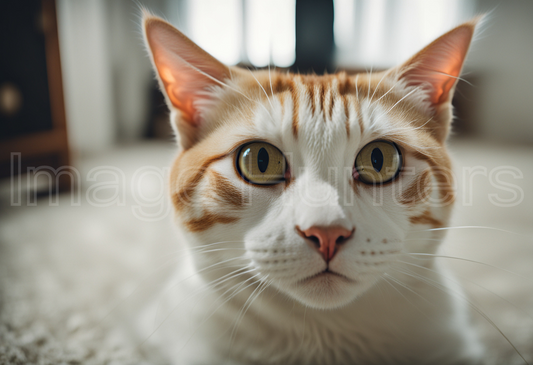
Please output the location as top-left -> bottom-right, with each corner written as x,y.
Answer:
391,18 -> 481,142
142,12 -> 231,148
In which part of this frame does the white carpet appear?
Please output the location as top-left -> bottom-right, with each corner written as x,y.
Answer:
1,140 -> 532,364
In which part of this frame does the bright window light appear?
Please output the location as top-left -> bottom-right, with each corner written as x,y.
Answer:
271,0 -> 296,67
417,0 -> 460,44
359,0 -> 387,66
188,0 -> 242,65
246,0 -> 271,67
333,0 -> 356,51
333,0 -> 471,68
246,0 -> 295,67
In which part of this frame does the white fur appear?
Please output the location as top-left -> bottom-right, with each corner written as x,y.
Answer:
131,84 -> 484,364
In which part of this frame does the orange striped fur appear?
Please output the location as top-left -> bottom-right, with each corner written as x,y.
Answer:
164,68 -> 457,232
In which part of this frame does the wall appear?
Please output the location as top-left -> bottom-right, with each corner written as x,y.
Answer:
57,0 -> 116,154
466,0 -> 533,144
57,0 -> 167,155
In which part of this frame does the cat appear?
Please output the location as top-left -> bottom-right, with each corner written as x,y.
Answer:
134,9 -> 486,365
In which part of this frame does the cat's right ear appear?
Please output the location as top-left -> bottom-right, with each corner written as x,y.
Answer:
388,17 -> 481,142
142,12 -> 230,148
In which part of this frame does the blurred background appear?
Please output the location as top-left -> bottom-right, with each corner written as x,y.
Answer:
2,0 -> 532,161
1,1 -> 532,364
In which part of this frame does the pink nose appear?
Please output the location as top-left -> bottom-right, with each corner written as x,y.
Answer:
298,226 -> 354,262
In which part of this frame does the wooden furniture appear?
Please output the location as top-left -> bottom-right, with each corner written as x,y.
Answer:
0,0 -> 71,193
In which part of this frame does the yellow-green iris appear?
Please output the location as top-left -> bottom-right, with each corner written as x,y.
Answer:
354,141 -> 402,184
237,142 -> 286,185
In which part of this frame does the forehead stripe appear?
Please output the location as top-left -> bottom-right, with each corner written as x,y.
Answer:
290,79 -> 299,138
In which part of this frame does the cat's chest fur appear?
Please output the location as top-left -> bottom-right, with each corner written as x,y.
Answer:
136,256 -> 482,365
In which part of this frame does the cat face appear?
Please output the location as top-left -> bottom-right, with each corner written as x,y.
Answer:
144,13 -> 477,309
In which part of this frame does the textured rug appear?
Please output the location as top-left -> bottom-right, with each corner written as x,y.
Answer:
1,141 -> 532,364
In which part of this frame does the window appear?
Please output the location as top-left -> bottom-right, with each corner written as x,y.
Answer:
184,0 -> 296,67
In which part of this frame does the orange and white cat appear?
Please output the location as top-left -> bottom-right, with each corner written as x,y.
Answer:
135,10 -> 484,364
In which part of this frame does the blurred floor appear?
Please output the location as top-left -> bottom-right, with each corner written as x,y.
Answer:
0,139 -> 532,364
445,139 -> 533,363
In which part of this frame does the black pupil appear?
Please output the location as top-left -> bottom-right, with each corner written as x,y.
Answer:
257,148 -> 269,173
371,148 -> 384,172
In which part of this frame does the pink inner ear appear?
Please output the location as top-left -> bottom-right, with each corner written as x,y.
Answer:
155,52 -> 209,125
400,25 -> 474,107
145,18 -> 230,126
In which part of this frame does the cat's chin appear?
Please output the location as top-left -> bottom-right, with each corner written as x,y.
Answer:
283,271 -> 375,310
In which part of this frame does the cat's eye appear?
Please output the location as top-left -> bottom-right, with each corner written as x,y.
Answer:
354,141 -> 402,184
236,142 -> 287,185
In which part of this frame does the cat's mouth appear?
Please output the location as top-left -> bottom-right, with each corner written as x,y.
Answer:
301,268 -> 354,284
288,268 -> 369,309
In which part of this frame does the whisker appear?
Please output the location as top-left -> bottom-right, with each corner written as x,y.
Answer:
373,80 -> 397,104
397,259 -> 533,322
404,238 -> 447,242
381,273 -> 435,323
367,66 -> 373,100
369,72 -> 387,102
379,117 -> 433,134
93,253 -> 181,329
248,68 -> 274,112
268,64 -> 274,98
187,61 -> 274,123
153,265 -> 255,333
138,270 -> 259,350
298,305 -> 308,353
367,74 -> 408,121
96,244 -> 248,328
190,248 -> 247,254
385,87 -> 419,115
160,248 -> 247,264
414,226 -> 533,240
408,71 -> 474,86
383,272 -> 432,305
228,277 -> 270,352
152,265 -> 255,329
403,253 -> 529,279
391,267 -> 529,365
181,60 -> 262,112
165,256 -> 250,292
156,240 -> 246,260
190,240 -> 245,250
172,275 -> 263,355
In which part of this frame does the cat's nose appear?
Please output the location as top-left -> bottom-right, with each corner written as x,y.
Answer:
298,226 -> 354,263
